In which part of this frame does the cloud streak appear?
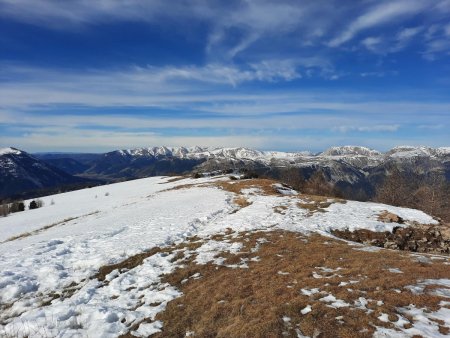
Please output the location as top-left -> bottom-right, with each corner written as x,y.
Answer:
328,0 -> 428,47
1,0 -> 449,59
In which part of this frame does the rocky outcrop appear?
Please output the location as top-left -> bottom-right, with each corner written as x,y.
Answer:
332,223 -> 450,254
377,210 -> 404,224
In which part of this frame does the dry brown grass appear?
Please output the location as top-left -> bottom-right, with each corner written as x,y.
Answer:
214,178 -> 280,196
95,247 -> 164,282
233,196 -> 252,209
149,231 -> 450,338
94,179 -> 449,337
159,176 -> 189,184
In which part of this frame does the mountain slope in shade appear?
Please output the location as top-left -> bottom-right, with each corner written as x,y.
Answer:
0,147 -> 93,199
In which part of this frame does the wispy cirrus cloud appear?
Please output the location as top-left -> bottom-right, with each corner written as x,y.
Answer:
328,0 -> 428,47
1,0 -> 448,60
332,125 -> 400,133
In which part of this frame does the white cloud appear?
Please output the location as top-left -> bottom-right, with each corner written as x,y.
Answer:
397,26 -> 423,41
361,37 -> 383,52
0,62 -> 338,108
328,0 -> 427,47
417,124 -> 445,130
1,0 -> 448,61
333,125 -> 400,133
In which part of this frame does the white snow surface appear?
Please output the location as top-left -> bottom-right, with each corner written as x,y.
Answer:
0,176 -> 440,337
0,147 -> 22,156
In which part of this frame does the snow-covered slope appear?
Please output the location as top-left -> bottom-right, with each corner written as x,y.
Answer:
0,147 -> 22,156
320,146 -> 382,157
0,176 -> 439,337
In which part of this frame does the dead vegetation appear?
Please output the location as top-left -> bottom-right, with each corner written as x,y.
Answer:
134,230 -> 450,338
214,178 -> 280,196
93,178 -> 450,336
377,210 -> 404,224
159,176 -> 189,184
233,196 -> 252,209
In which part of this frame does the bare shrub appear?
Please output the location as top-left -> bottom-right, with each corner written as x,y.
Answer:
9,201 -> 25,213
0,203 -> 10,217
376,169 -> 450,222
280,167 -> 305,191
303,171 -> 340,197
29,199 -> 44,210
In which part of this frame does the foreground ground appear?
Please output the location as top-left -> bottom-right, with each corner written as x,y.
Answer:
0,176 -> 449,337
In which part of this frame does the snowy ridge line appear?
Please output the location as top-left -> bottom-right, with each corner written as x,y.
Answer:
0,147 -> 22,156
105,144 -> 450,162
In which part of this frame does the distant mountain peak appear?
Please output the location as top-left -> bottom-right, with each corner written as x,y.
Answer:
0,147 -> 22,156
320,146 -> 381,157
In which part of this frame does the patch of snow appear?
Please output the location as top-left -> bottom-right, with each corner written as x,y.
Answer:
0,147 -> 22,156
301,288 -> 320,296
319,294 -> 350,308
387,268 -> 403,274
300,305 -> 312,315
195,240 -> 243,265
0,175 -> 444,336
406,279 -> 450,298
353,245 -> 382,252
273,184 -> 298,195
133,321 -> 163,337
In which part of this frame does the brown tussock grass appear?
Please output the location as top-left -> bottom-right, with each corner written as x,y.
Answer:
94,238 -> 205,282
233,196 -> 252,209
159,176 -> 189,184
151,231 -> 450,338
214,178 -> 280,196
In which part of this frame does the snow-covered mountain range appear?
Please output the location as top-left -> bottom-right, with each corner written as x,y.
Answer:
104,145 -> 450,163
1,145 -> 449,200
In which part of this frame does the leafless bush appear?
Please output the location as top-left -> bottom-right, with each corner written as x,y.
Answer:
29,199 -> 44,210
376,169 -> 450,222
0,203 -> 10,217
9,201 -> 25,213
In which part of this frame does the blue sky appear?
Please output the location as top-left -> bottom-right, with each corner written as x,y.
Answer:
0,0 -> 449,153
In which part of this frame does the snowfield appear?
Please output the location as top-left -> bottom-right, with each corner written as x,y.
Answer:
0,176 -> 445,337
